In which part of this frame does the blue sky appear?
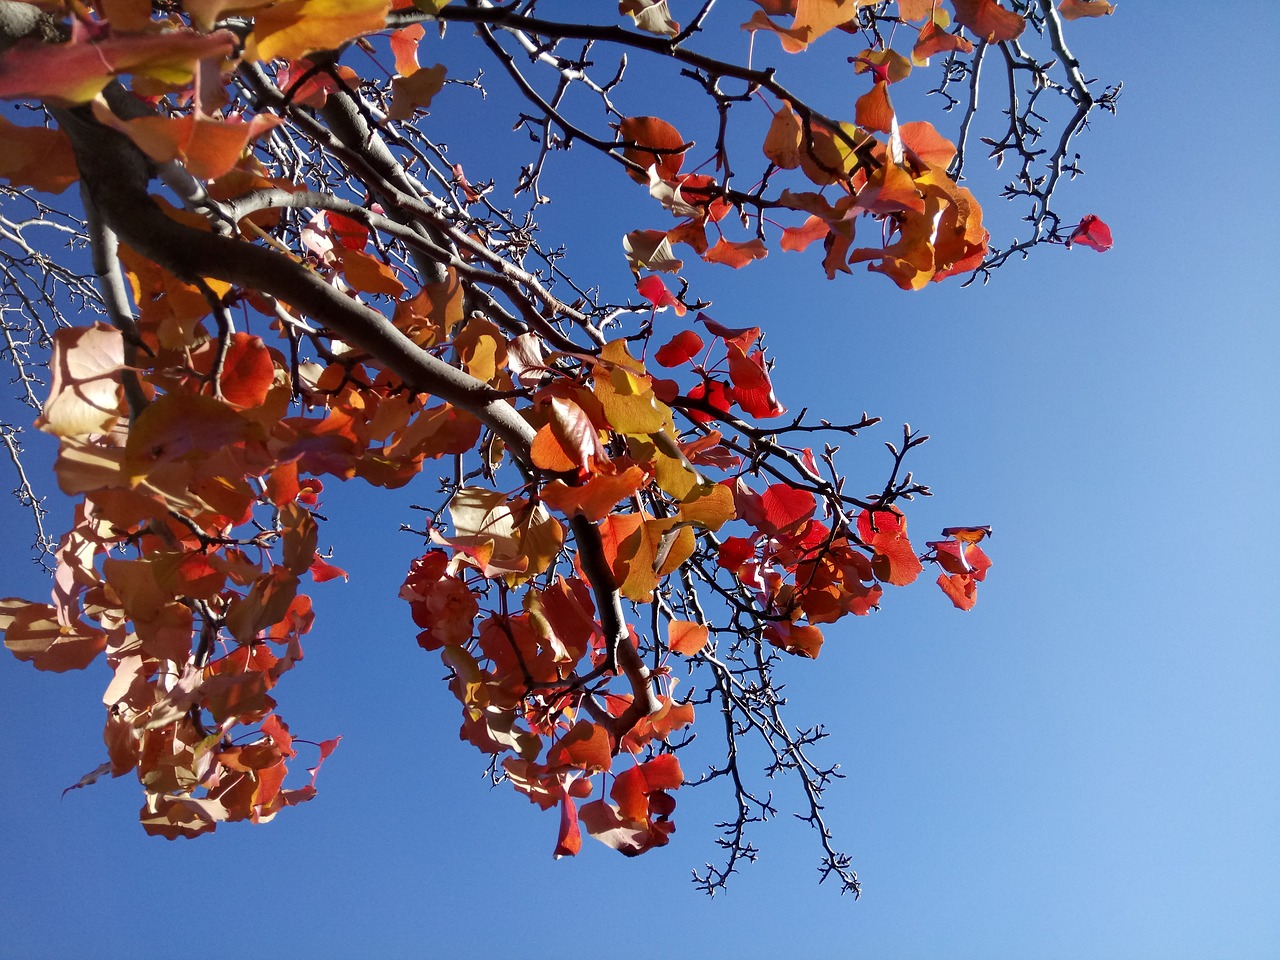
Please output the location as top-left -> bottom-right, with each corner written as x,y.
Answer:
2,6 -> 1278,958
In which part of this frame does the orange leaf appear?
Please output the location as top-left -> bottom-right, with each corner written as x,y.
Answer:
913,16 -> 975,64
389,22 -> 425,75
703,237 -> 768,269
218,333 -> 277,408
546,720 -> 613,773
531,397 -> 607,475
555,793 -> 583,858
937,572 -> 978,610
900,121 -> 957,169
762,100 -> 803,169
2,600 -> 107,672
618,116 -> 686,184
764,621 -> 824,658
951,0 -> 1026,42
781,215 -> 829,253
389,64 -> 447,120
855,82 -> 895,134
0,117 -> 78,193
334,247 -> 405,296
1058,0 -> 1115,19
540,467 -> 649,523
667,619 -> 709,656
740,10 -> 811,54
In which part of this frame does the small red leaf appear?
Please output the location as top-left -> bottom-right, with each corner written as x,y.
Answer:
1067,214 -> 1113,252
636,274 -> 686,315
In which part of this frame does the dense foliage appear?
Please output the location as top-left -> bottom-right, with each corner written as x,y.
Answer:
0,0 -> 1115,893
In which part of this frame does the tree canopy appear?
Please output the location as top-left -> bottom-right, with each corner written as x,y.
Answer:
0,0 -> 1116,894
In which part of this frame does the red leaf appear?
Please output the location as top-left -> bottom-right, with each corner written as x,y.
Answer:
726,344 -> 786,419
636,274 -> 686,316
1067,214 -> 1113,252
219,333 -> 276,408
685,378 -> 732,423
555,792 -> 583,858
308,554 -> 348,583
326,212 -> 369,251
698,312 -> 760,352
760,484 -> 816,537
654,329 -> 704,367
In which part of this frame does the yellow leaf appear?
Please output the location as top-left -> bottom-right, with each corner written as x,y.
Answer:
252,0 -> 391,63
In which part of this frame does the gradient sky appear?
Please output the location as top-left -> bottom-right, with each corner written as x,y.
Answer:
2,6 -> 1277,959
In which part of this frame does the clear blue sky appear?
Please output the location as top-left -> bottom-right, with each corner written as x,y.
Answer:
2,7 -> 1277,958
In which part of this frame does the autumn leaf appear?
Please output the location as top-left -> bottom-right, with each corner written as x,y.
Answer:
546,720 -> 613,773
620,0 -> 680,37
90,103 -> 283,182
1067,214 -> 1113,252
667,620 -> 709,656
389,64 -> 447,120
252,0 -> 392,63
654,330 -> 704,368
950,0 -> 1026,42
857,507 -> 923,586
0,29 -> 237,105
389,22 -> 425,75
636,274 -> 686,316
726,343 -> 786,418
781,215 -> 830,253
623,230 -> 683,274
0,117 -> 78,193
618,116 -> 687,184
1058,0 -> 1116,19
764,621 -> 824,658
36,323 -> 125,438
703,237 -> 768,269
1,599 -> 107,672
763,100 -> 804,169
855,81 -> 896,135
